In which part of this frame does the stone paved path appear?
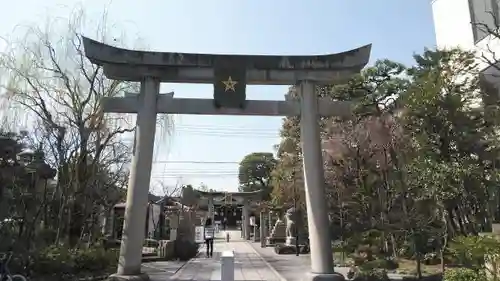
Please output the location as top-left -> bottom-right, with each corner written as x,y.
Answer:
168,230 -> 284,281
142,260 -> 187,280
248,242 -> 310,281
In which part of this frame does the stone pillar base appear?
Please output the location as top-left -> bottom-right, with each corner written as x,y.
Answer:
108,273 -> 150,281
302,272 -> 345,281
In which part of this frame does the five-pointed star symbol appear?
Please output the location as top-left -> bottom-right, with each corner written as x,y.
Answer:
222,76 -> 238,92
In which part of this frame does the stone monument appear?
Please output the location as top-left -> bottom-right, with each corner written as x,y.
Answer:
285,207 -> 302,246
267,216 -> 287,245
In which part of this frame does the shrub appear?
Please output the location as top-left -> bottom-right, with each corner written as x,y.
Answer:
398,242 -> 415,259
31,245 -> 119,278
361,258 -> 399,271
274,244 -> 297,255
173,239 -> 199,261
443,268 -> 485,281
423,252 -> 441,265
72,248 -> 118,272
348,266 -> 359,279
300,244 -> 310,254
352,269 -> 390,281
384,258 -> 399,270
357,244 -> 378,259
352,253 -> 368,266
402,273 -> 443,281
102,238 -> 121,250
449,235 -> 500,269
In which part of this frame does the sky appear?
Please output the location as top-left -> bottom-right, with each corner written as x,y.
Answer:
1,0 -> 437,194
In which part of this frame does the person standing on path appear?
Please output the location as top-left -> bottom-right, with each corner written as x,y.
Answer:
204,218 -> 215,257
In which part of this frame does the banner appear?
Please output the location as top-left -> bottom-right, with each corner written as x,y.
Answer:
195,226 -> 204,243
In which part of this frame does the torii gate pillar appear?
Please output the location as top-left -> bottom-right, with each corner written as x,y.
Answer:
112,78 -> 159,280
299,81 -> 342,280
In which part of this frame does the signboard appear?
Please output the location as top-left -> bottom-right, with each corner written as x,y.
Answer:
169,228 -> 177,240
213,60 -> 247,109
195,226 -> 204,243
250,216 -> 256,226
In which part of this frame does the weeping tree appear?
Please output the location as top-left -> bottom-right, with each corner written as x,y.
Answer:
0,7 -> 174,247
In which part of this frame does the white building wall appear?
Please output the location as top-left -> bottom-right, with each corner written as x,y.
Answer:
432,0 -> 500,91
432,0 -> 476,50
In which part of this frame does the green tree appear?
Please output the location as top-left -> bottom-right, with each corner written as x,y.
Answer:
404,48 -> 500,235
238,152 -> 277,198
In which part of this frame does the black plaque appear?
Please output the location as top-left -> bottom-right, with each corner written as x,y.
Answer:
213,57 -> 247,109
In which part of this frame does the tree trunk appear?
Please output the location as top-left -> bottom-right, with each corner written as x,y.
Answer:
54,195 -> 66,245
390,234 -> 398,258
416,254 -> 422,279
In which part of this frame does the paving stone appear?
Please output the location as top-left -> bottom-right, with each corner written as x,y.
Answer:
168,230 -> 283,281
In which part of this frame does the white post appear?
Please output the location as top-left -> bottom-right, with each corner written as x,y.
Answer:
221,251 -> 235,281
299,81 -> 343,280
115,77 -> 159,278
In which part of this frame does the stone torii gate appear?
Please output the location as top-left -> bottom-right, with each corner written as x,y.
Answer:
82,37 -> 371,281
194,189 -> 263,240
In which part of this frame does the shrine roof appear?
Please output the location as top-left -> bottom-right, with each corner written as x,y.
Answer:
194,189 -> 263,197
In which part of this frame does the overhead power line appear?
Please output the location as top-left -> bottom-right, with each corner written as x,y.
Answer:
173,124 -> 281,138
153,160 -> 239,164
151,174 -> 240,178
151,171 -> 242,175
174,130 -> 279,138
121,124 -> 283,141
175,124 -> 279,132
152,170 -> 240,173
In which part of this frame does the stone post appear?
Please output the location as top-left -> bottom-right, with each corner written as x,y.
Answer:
144,204 -> 150,239
110,207 -> 116,239
260,212 -> 266,248
112,77 -> 159,280
170,214 -> 179,240
299,81 -> 343,280
241,210 -> 244,238
253,224 -> 259,242
242,202 -> 250,240
268,211 -> 273,233
208,197 -> 214,221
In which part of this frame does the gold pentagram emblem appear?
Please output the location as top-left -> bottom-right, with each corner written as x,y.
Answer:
222,76 -> 238,92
